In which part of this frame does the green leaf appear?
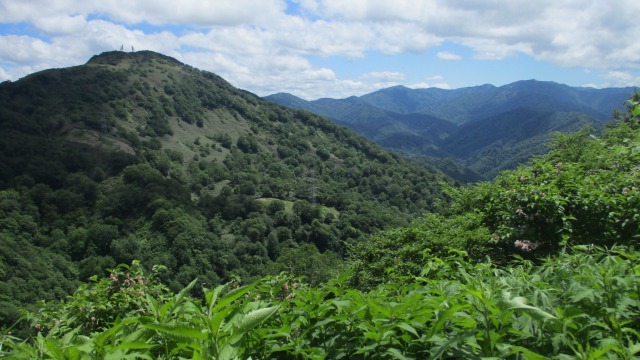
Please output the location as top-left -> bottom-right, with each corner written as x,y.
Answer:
142,323 -> 207,340
205,284 -> 225,315
507,346 -> 548,360
212,280 -> 260,313
427,303 -> 467,339
387,347 -> 412,360
104,349 -> 125,360
209,304 -> 236,338
570,288 -> 595,303
116,342 -> 157,350
236,306 -> 279,335
501,291 -> 556,320
355,343 -> 379,355
628,341 -> 640,355
171,278 -> 198,312
397,322 -> 419,338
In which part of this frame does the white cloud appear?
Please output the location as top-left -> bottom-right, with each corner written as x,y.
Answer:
603,71 -> 640,88
408,82 -> 451,90
0,0 -> 287,28
437,51 -> 461,61
361,71 -> 405,82
33,14 -> 88,35
407,75 -> 450,90
302,0 -> 640,69
0,67 -> 11,82
1,0 -> 640,98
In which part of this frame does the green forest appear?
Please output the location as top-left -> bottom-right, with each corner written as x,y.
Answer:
1,51 -> 639,358
0,51 -> 452,332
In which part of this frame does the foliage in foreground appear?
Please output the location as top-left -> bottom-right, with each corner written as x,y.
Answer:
2,246 -> 640,359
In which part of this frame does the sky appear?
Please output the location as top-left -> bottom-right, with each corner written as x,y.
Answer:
1,0 -> 639,100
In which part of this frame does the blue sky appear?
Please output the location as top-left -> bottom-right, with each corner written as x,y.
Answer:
1,0 -> 639,99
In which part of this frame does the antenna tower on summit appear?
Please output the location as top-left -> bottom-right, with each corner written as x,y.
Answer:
308,171 -> 317,204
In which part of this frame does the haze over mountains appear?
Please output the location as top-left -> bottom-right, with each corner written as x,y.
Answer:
265,81 -> 637,179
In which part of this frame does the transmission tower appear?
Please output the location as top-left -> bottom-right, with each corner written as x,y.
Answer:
308,171 -> 317,204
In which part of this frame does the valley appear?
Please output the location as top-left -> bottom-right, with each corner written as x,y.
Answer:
266,81 -> 635,179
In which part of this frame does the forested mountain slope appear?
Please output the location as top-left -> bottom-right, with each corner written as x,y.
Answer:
265,81 -> 636,179
3,84 -> 640,360
359,80 -> 631,123
0,51 -> 452,329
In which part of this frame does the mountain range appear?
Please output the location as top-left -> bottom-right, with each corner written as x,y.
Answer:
4,51 -> 640,358
265,81 -> 637,179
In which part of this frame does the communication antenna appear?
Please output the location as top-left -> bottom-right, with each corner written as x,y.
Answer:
308,170 -> 317,204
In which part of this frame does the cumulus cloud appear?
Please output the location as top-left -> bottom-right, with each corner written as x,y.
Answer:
408,82 -> 451,90
0,0 -> 639,98
0,0 -> 286,28
0,67 -> 12,82
603,71 -> 640,88
33,14 -> 88,35
406,75 -> 451,90
361,71 -> 405,82
437,51 -> 461,60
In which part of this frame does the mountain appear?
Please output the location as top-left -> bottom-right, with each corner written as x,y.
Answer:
0,51 -> 453,328
263,93 -> 459,159
265,81 -> 636,179
442,109 -> 599,178
359,80 -> 631,124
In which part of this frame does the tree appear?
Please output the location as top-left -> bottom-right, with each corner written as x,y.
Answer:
269,244 -> 345,286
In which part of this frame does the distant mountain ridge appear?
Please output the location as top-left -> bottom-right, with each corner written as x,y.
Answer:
359,80 -> 629,124
264,80 -> 637,179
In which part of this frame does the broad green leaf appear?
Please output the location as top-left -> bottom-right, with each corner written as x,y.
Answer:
364,331 -> 380,341
427,303 -> 467,339
209,304 -> 235,337
205,284 -> 226,315
212,280 -> 260,313
142,323 -> 207,340
355,343 -> 379,355
507,346 -> 548,360
628,341 -> 640,355
397,322 -> 419,338
387,347 -> 412,360
104,349 -> 125,360
236,306 -> 279,335
501,291 -> 556,320
169,278 -> 198,314
116,342 -> 157,350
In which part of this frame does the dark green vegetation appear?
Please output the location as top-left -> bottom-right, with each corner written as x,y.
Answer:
265,81 -> 637,179
0,51 -> 453,332
4,247 -> 640,359
2,99 -> 640,358
0,49 -> 640,359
